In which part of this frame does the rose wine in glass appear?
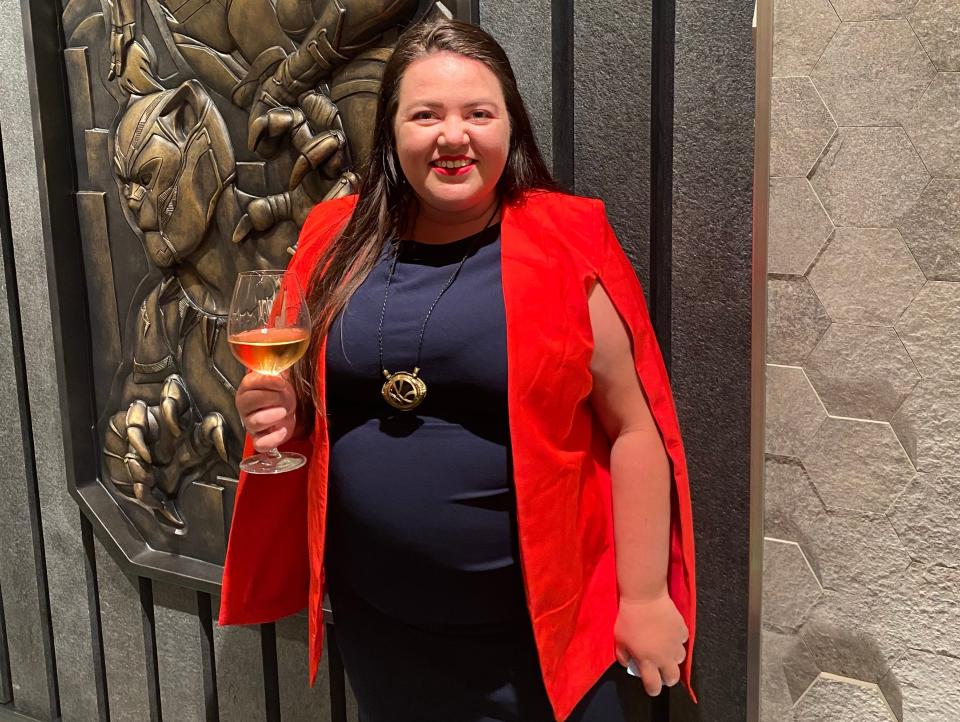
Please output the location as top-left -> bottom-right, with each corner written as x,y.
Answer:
228,270 -> 311,474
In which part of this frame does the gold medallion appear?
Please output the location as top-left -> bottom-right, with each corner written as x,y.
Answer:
381,368 -> 427,410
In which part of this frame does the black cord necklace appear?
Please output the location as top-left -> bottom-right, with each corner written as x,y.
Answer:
377,200 -> 501,411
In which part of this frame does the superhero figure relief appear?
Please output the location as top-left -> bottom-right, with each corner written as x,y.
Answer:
101,0 -> 448,536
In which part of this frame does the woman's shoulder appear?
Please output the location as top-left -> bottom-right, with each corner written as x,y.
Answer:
301,194 -> 359,240
514,188 -> 605,218
511,189 -> 612,263
286,194 -> 358,284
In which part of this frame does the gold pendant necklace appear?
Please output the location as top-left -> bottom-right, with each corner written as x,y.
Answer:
376,201 -> 501,411
377,246 -> 473,411
380,366 -> 428,410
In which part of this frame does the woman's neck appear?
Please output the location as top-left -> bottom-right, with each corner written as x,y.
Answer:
407,194 -> 501,244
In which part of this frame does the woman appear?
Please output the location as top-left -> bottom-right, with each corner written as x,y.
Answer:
220,18 -> 696,722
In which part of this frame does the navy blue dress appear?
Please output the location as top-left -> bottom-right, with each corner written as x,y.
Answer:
323,224 -> 638,721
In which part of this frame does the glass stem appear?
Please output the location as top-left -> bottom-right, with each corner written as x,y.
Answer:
267,447 -> 282,459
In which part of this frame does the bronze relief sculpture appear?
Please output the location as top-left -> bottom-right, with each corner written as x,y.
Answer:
61,0 -> 454,574
104,80 -> 264,532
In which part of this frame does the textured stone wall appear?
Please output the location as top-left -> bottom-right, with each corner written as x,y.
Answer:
762,0 -> 960,719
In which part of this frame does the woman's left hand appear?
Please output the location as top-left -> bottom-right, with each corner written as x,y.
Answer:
613,590 -> 688,697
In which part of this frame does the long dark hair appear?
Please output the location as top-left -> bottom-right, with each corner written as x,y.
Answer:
292,18 -> 560,411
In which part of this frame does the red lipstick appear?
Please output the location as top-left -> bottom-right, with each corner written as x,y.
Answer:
431,155 -> 476,176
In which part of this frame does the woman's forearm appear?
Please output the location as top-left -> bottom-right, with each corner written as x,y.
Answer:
609,427 -> 672,601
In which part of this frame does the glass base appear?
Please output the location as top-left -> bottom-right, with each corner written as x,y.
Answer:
240,451 -> 306,475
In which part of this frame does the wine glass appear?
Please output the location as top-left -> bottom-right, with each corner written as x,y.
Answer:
228,269 -> 311,474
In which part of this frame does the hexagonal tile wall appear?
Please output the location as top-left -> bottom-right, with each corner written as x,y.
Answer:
773,0 -> 841,77
829,0 -> 924,21
885,649 -> 960,720
810,127 -> 930,228
767,277 -> 832,365
766,0 -> 960,718
891,379 -> 960,473
808,227 -> 925,326
760,639 -> 796,722
903,72 -> 960,179
764,458 -> 827,553
804,324 -> 920,421
908,0 -> 960,71
902,564 -> 960,662
896,282 -> 960,380
807,512 -> 910,593
801,587 -> 912,681
898,179 -> 960,281
763,539 -> 823,632
768,178 -> 834,276
770,77 -> 837,178
811,21 -> 935,127
763,629 -> 821,705
887,474 -> 960,566
803,417 -> 915,514
794,674 -> 897,722
765,365 -> 828,459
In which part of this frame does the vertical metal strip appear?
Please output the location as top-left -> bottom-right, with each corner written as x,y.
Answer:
0,109 -> 61,722
470,0 -> 480,23
196,592 -> 220,722
0,126 -> 13,709
0,581 -> 11,705
650,0 -> 676,718
326,624 -> 349,722
749,1 -> 773,720
649,0 -> 676,370
260,623 -> 281,722
139,578 -> 162,722
551,0 -> 575,189
80,515 -> 110,722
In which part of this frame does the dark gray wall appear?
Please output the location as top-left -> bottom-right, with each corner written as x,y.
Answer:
0,0 -> 96,718
0,0 -> 757,720
670,0 -> 756,719
484,1 -> 757,720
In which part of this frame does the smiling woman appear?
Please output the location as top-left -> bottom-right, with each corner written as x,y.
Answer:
393,51 -> 510,232
219,17 -> 697,722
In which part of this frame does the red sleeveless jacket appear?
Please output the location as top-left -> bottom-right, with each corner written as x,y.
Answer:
219,190 -> 697,720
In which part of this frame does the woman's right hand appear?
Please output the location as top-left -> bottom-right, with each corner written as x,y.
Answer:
236,372 -> 298,452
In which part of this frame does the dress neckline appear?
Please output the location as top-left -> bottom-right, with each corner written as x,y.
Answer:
396,223 -> 501,263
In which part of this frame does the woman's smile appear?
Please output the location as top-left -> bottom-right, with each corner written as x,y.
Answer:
431,155 -> 477,176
